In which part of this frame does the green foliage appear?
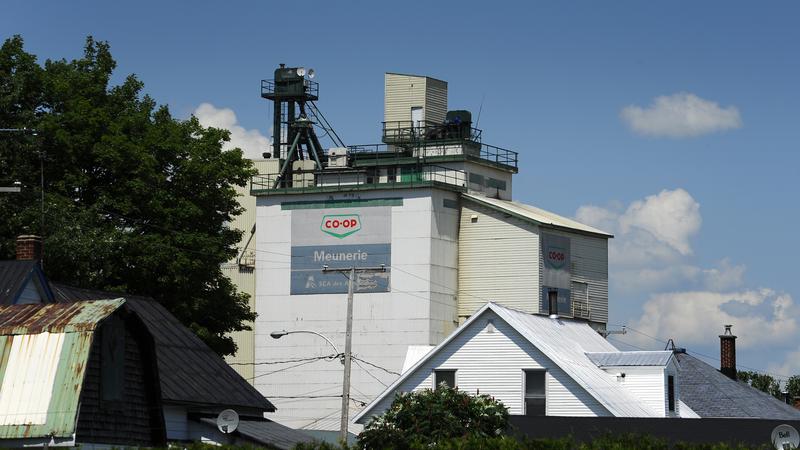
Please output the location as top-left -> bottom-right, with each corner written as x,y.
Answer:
0,35 -> 256,355
293,434 -> 771,450
736,371 -> 782,398
357,384 -> 509,449
786,375 -> 800,402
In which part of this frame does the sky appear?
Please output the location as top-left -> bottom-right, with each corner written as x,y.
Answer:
3,1 -> 799,383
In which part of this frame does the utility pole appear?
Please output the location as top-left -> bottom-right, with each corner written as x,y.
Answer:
323,264 -> 386,444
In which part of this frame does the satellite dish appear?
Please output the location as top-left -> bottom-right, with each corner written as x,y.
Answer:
307,68 -> 315,79
772,424 -> 799,450
296,67 -> 306,77
216,409 -> 239,434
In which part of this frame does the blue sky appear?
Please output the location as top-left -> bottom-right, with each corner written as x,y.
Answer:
4,1 -> 799,381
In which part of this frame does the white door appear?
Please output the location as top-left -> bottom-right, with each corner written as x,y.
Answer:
411,106 -> 424,130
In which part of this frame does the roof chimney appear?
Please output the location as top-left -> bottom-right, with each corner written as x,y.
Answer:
16,235 -> 43,263
719,324 -> 737,380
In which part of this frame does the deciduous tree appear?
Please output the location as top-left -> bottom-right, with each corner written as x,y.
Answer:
0,35 -> 255,355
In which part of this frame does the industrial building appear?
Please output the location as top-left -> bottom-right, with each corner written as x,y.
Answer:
246,68 -> 613,434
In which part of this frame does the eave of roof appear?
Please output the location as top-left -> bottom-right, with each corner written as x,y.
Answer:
0,299 -> 125,335
354,302 -> 657,422
462,193 -> 613,238
586,351 -> 674,367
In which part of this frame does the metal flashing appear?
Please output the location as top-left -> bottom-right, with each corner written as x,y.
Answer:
281,198 -> 404,210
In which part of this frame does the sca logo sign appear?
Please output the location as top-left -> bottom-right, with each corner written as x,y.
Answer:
546,246 -> 567,269
321,214 -> 361,239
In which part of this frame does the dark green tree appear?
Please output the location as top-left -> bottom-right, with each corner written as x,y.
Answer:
736,370 -> 782,398
357,385 -> 509,449
0,35 -> 256,355
786,375 -> 800,406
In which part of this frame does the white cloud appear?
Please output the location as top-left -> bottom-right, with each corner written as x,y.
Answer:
769,347 -> 800,381
194,103 -> 270,160
576,189 -> 744,295
628,289 -> 796,350
620,92 -> 742,138
576,188 -> 701,268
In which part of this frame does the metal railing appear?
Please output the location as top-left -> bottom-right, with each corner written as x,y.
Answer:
345,142 -> 518,170
261,79 -> 319,99
250,165 -> 467,195
382,120 -> 482,144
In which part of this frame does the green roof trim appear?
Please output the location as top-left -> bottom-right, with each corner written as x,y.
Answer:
281,198 -> 404,210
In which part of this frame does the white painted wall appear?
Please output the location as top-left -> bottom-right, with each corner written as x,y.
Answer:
254,187 -> 459,430
600,367 -> 665,417
360,309 -> 610,422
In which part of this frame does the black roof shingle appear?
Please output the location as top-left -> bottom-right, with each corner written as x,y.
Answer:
676,352 -> 800,420
51,283 -> 275,414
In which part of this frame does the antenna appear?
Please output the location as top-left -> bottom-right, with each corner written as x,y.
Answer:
474,93 -> 486,129
307,68 -> 316,79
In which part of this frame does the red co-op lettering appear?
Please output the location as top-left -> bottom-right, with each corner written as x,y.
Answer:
325,218 -> 358,229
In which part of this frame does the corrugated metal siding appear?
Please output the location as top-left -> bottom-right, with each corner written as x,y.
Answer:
542,229 -> 609,324
224,159 -> 278,383
0,332 -> 65,425
362,309 -> 608,419
384,73 -> 447,124
0,331 -> 94,439
424,78 -> 448,124
458,202 -> 540,316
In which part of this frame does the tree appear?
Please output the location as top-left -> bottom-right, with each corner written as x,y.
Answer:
0,35 -> 256,355
786,375 -> 800,407
737,370 -> 782,398
357,385 -> 509,449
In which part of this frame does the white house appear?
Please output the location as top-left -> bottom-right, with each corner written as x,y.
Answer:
354,302 -> 689,423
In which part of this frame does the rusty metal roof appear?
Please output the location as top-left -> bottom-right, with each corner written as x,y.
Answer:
0,299 -> 125,335
0,299 -> 124,440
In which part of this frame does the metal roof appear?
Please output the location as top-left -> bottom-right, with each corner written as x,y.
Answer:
462,193 -> 613,238
586,351 -> 674,367
197,418 -> 315,450
51,284 -> 275,413
355,302 -> 659,422
0,299 -> 124,335
0,300 -> 124,440
675,352 -> 800,420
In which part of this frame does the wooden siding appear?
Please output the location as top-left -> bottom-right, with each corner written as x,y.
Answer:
365,309 -> 609,418
458,202 -> 540,316
601,367 -> 664,417
75,311 -> 164,446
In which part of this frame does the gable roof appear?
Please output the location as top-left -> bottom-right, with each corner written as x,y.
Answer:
0,260 -> 53,305
0,300 -> 125,440
462,193 -> 613,238
586,351 -> 674,367
675,352 -> 800,420
354,302 -> 658,422
50,284 -> 275,414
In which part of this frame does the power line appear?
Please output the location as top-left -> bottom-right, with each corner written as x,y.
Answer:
229,354 -> 337,366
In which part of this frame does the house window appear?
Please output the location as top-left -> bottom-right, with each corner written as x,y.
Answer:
487,178 -> 507,191
668,375 -> 675,412
468,172 -> 485,186
434,369 -> 456,389
387,167 -> 396,183
524,370 -> 546,416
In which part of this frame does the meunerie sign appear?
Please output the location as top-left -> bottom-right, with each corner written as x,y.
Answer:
291,207 -> 391,294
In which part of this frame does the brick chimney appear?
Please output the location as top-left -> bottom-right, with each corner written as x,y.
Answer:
16,235 -> 43,262
719,324 -> 737,380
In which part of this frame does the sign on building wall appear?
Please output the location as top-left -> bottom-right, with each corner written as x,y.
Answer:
540,233 -> 571,315
291,207 -> 391,294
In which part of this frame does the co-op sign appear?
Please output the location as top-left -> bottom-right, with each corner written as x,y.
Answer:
321,214 -> 361,239
291,208 -> 391,294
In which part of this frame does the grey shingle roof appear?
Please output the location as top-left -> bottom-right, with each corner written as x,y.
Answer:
198,417 -> 315,450
586,351 -> 673,367
676,352 -> 800,420
50,283 -> 275,414
0,260 -> 52,304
